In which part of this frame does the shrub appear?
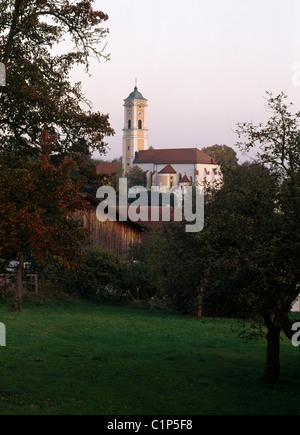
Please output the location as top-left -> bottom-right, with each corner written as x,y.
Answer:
77,248 -> 125,300
120,261 -> 158,300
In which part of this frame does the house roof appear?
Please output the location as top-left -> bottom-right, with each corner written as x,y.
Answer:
134,148 -> 216,165
125,86 -> 147,101
179,174 -> 190,183
96,161 -> 121,176
158,164 -> 177,175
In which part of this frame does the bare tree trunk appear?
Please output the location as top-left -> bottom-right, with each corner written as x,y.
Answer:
197,287 -> 205,319
262,319 -> 281,384
13,254 -> 24,311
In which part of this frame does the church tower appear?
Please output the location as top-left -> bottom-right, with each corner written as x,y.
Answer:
122,84 -> 148,173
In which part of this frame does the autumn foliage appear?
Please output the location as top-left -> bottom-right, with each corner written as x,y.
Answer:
0,1 -> 114,310
0,130 -> 89,310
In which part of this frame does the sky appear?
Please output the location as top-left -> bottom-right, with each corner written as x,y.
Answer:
69,0 -> 300,163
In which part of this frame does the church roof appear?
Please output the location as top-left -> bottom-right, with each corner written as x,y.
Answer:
158,164 -> 177,174
125,86 -> 147,101
179,174 -> 190,183
134,148 -> 217,165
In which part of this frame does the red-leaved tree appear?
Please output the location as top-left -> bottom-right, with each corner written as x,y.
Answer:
0,130 -> 89,310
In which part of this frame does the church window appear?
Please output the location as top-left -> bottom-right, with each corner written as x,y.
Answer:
128,119 -> 131,129
138,120 -> 142,129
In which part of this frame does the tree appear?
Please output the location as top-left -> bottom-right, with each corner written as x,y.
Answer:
201,144 -> 239,168
200,92 -> 300,383
109,159 -> 124,194
0,131 -> 89,310
0,1 -> 114,308
0,0 -> 114,158
127,165 -> 147,188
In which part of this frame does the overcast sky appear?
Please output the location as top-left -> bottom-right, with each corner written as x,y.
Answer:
69,0 -> 300,162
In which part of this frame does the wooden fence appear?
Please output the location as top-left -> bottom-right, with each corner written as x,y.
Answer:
0,273 -> 39,293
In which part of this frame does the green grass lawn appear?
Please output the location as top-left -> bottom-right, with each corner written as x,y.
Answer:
0,296 -> 299,415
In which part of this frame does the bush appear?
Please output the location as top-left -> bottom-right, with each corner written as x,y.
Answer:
120,261 -> 158,300
76,249 -> 157,302
77,248 -> 125,300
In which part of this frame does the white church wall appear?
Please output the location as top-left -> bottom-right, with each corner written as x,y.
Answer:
196,164 -> 221,186
133,161 -> 222,189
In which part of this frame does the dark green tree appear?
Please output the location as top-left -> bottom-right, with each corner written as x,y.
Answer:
127,165 -> 147,188
140,223 -> 204,315
200,92 -> 300,383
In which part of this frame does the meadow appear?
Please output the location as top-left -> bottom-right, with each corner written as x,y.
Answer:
0,296 -> 299,415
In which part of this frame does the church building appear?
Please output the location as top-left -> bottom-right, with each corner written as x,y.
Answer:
122,84 -> 221,190
122,85 -> 149,172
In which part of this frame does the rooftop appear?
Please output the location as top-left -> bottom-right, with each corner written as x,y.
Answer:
134,148 -> 217,165
125,86 -> 147,101
96,161 -> 121,176
158,164 -> 177,174
179,174 -> 190,183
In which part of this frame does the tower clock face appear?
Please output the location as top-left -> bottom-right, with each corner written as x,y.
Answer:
128,111 -> 131,117
138,110 -> 142,117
